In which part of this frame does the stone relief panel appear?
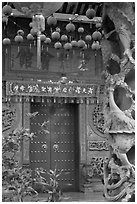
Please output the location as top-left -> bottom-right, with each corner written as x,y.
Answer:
82,157 -> 109,182
88,141 -> 109,151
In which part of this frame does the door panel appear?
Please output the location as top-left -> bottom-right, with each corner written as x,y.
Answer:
50,103 -> 76,191
30,103 -> 51,176
30,101 -> 79,191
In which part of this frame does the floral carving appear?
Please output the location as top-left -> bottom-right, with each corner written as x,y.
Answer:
101,2 -> 135,202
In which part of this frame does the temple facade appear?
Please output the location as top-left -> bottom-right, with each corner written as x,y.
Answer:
2,2 -> 135,201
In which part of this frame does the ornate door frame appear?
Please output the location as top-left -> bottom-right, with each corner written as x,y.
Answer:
22,101 -> 90,191
6,80 -> 103,191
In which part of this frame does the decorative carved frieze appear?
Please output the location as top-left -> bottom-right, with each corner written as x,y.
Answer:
82,157 -> 109,181
88,141 -> 109,151
92,103 -> 105,133
6,81 -> 98,98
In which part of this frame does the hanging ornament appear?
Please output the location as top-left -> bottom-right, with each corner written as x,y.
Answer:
78,27 -> 84,40
27,33 -> 34,40
71,40 -> 78,47
3,38 -> 11,54
44,37 -> 51,51
47,15 -> 57,26
66,21 -> 75,33
40,34 -> 46,41
96,22 -> 102,29
14,35 -> 23,52
61,34 -> 68,42
27,33 -> 34,49
14,35 -> 23,43
54,41 -> 62,49
64,43 -> 72,50
91,41 -> 100,50
71,40 -> 78,55
44,37 -> 51,44
85,35 -> 92,42
85,35 -> 92,48
17,29 -> 24,36
2,4 -> 12,16
3,38 -> 11,45
51,31 -> 60,41
92,31 -> 102,41
78,27 -> 84,33
54,42 -> 62,58
64,43 -> 72,59
86,7 -> 96,19
2,16 -> 8,24
78,39 -> 86,49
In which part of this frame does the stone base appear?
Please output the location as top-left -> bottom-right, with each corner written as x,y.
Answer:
82,179 -> 104,193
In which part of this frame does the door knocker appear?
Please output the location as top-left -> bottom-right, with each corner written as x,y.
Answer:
53,144 -> 59,152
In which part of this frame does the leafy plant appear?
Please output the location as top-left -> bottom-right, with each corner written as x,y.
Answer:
35,166 -> 63,202
2,128 -> 38,202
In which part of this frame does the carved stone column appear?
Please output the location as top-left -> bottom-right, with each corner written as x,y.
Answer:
22,101 -> 30,165
78,103 -> 87,191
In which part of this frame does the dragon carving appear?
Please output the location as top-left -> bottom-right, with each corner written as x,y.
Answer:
101,2 -> 135,202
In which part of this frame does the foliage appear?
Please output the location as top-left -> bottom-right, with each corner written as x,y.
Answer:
35,166 -> 63,202
2,128 -> 38,202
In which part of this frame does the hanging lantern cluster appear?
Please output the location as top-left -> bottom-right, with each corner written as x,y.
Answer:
2,4 -> 13,53
2,4 -> 103,67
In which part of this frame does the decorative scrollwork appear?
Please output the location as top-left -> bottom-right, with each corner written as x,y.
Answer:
88,141 -> 109,151
92,103 -> 105,133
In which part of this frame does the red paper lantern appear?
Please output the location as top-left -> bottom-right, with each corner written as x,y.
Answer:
2,4 -> 12,16
61,34 -> 68,42
96,23 -> 102,29
27,33 -> 34,40
71,40 -> 78,47
78,40 -> 86,48
66,22 -> 75,32
64,43 -> 72,51
17,29 -> 24,36
51,31 -> 60,41
14,35 -> 23,43
47,15 -> 57,26
86,8 -> 96,19
3,38 -> 11,45
91,41 -> 100,50
85,35 -> 92,42
44,37 -> 51,44
78,27 -> 84,33
54,42 -> 62,49
92,31 -> 102,41
2,16 -> 8,23
40,34 -> 46,41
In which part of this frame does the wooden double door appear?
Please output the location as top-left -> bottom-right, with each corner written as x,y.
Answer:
30,101 -> 79,191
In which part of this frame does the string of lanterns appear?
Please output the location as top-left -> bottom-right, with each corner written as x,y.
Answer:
2,4 -> 102,58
